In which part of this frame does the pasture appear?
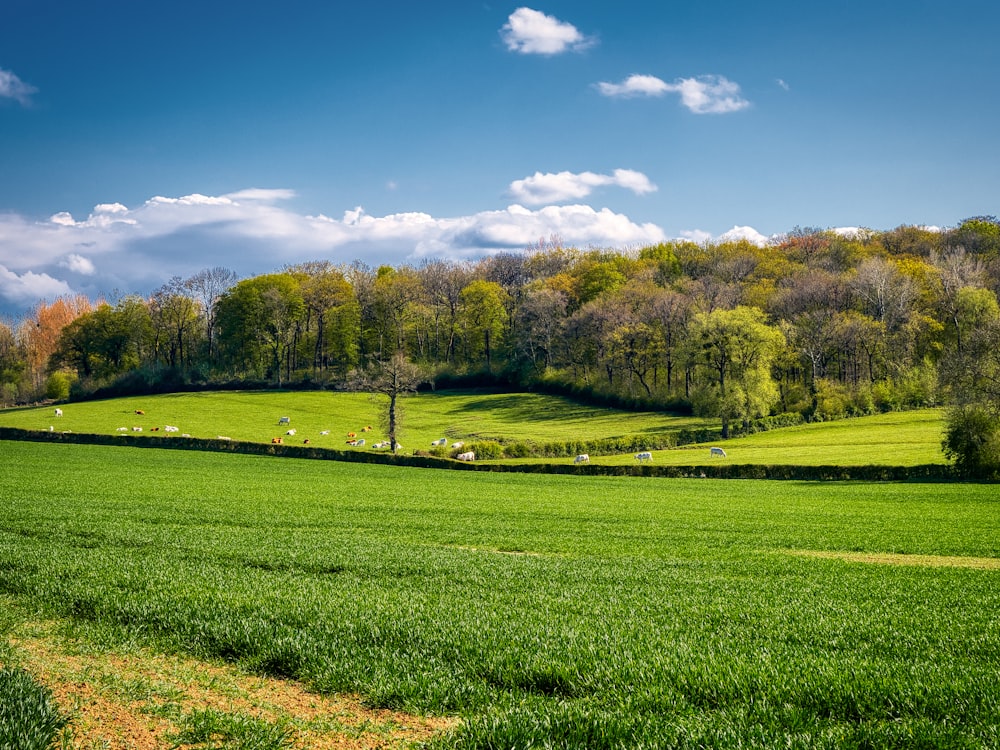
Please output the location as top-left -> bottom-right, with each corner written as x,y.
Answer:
0,389 -> 707,452
0,389 -> 947,466
1,439 -> 997,748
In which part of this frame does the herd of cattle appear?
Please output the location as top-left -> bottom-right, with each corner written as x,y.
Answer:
50,407 -> 731,463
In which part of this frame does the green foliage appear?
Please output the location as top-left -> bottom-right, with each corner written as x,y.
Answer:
44,370 -> 73,401
942,406 -> 1000,479
0,667 -> 68,750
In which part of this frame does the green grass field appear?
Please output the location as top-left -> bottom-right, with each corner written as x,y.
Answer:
1,439 -> 996,748
0,389 -> 947,466
0,389 -> 707,450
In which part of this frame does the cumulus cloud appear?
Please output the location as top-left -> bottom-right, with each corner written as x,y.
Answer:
0,67 -> 36,106
0,189 -> 666,316
596,74 -> 670,98
508,169 -> 657,205
59,254 -> 96,275
0,264 -> 74,308
717,225 -> 771,245
598,73 -> 749,114
500,7 -> 594,55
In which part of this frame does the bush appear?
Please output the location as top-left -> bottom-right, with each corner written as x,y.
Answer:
44,370 -> 74,401
813,379 -> 850,421
942,406 -> 1000,479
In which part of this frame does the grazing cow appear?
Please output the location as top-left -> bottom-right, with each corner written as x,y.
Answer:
709,446 -> 727,458
54,408 -> 62,417
451,442 -> 464,449
285,428 -> 296,436
135,410 -> 145,415
347,431 -> 356,438
271,437 -> 283,444
303,439 -> 310,444
347,439 -> 358,446
278,416 -> 290,425
456,451 -> 475,461
355,439 -> 365,446
150,426 -> 160,431
635,451 -> 652,463
48,425 -> 54,431
164,425 -> 179,432
362,425 -> 373,432
319,430 -> 330,436
432,438 -> 447,446
116,427 -> 128,432
132,426 -> 142,432
574,454 -> 590,464
181,433 -> 191,438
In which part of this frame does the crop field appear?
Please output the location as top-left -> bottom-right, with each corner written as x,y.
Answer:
1,439 -> 997,748
0,390 -> 946,466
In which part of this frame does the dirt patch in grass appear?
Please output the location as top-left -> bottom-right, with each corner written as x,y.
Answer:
8,621 -> 458,749
784,549 -> 1000,570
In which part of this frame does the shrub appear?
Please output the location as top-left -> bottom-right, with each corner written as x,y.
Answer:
813,379 -> 851,421
45,370 -> 74,401
942,406 -> 1000,479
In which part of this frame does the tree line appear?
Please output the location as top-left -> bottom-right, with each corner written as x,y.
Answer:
3,218 -> 1000,472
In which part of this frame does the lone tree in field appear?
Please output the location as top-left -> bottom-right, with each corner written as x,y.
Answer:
364,352 -> 425,454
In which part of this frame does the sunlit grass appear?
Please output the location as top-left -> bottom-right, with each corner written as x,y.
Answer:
1,439 -> 997,748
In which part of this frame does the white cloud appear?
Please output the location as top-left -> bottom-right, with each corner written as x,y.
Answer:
223,188 -> 297,202
717,225 -> 771,245
596,74 -> 670,98
500,8 -> 594,55
59,254 -> 96,275
508,169 -> 657,205
0,189 -> 666,316
598,73 -> 750,114
777,78 -> 790,91
0,264 -> 73,308
669,75 -> 750,114
0,67 -> 36,106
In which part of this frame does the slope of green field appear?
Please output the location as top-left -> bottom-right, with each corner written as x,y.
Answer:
0,390 -> 947,467
0,440 -> 997,748
508,409 -> 948,467
0,389 -> 706,450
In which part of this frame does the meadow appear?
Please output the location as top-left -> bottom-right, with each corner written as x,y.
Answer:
1,439 -> 997,748
0,389 -> 947,466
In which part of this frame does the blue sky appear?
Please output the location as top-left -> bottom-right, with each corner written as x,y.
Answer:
1,1 -> 998,316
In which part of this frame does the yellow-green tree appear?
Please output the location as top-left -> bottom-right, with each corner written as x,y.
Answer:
688,305 -> 786,437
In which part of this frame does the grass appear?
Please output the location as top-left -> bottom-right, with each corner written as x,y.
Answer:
1,438 -> 997,748
0,389 -> 706,451
506,409 -> 948,466
0,389 -> 947,466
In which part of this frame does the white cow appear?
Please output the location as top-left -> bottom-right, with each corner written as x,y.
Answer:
355,439 -> 366,446
709,446 -> 727,458
432,437 -> 447,446
451,441 -> 464,449
574,454 -> 590,464
319,430 -> 330,436
54,408 -> 63,417
635,451 -> 653,462
132,426 -> 142,432
116,427 -> 128,432
285,428 -> 296,436
456,451 -> 475,461
164,425 -> 179,432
